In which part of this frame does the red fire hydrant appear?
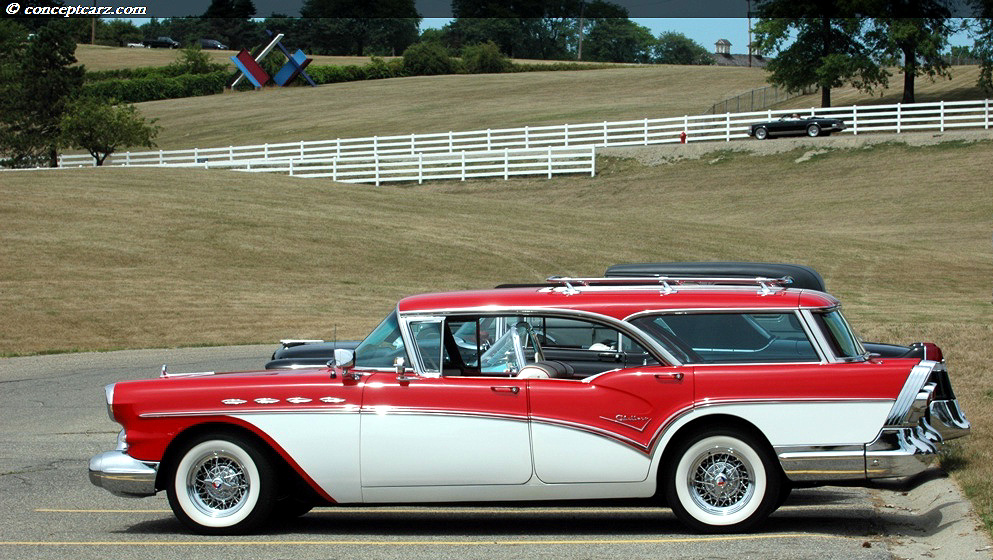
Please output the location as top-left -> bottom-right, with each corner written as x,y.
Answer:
679,130 -> 687,144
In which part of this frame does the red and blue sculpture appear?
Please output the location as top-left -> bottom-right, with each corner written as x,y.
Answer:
230,30 -> 315,89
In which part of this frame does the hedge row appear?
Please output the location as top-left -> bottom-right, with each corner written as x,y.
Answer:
81,71 -> 228,103
81,58 -> 614,103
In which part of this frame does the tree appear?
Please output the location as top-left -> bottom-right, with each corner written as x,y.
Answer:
863,1 -> 953,104
653,31 -> 713,65
970,3 -> 993,94
583,18 -> 656,63
60,97 -> 160,166
753,3 -> 886,107
300,0 -> 420,55
0,20 -> 84,168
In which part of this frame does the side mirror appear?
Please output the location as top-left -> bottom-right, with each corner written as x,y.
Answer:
334,348 -> 355,370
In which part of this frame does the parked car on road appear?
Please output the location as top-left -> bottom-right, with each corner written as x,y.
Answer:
749,114 -> 845,139
142,36 -> 180,49
89,267 -> 969,535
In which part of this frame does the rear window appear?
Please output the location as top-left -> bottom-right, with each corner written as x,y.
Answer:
632,312 -> 819,364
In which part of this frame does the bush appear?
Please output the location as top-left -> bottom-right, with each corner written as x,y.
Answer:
401,42 -> 454,76
81,71 -> 228,103
462,42 -> 509,74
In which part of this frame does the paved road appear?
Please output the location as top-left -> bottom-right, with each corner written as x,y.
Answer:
0,346 -> 971,559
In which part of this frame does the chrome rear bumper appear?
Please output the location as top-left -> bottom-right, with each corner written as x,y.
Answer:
88,451 -> 159,497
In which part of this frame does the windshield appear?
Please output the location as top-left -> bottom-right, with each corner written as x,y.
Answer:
814,309 -> 866,360
353,311 -> 408,368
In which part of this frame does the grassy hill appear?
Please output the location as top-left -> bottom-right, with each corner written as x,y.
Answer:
134,65 -> 772,150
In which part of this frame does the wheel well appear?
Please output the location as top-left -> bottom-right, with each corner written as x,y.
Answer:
155,422 -> 313,501
657,414 -> 784,486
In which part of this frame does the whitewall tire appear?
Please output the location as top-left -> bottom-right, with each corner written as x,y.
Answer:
167,435 -> 276,534
665,429 -> 779,533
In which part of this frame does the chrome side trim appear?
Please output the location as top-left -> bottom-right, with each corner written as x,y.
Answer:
88,451 -> 159,497
886,361 -> 937,425
775,445 -> 866,482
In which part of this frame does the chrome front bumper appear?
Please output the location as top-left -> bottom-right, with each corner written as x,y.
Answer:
88,451 -> 159,497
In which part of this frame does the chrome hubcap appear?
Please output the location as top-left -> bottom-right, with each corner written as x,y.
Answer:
188,452 -> 249,517
689,447 -> 754,515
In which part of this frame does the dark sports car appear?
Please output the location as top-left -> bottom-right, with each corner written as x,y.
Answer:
748,114 -> 845,140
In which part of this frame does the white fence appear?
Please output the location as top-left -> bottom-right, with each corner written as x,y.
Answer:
56,99 -> 992,180
146,147 -> 596,185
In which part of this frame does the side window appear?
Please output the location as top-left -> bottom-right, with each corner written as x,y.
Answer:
633,312 -> 819,364
408,319 -> 444,374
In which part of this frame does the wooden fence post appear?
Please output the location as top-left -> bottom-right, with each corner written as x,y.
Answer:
547,147 -> 553,178
461,151 -> 466,181
940,100 -> 945,132
418,154 -> 423,184
896,104 -> 902,134
504,149 -> 509,180
852,105 -> 858,135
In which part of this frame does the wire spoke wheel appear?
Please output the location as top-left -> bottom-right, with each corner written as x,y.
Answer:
188,451 -> 250,517
666,430 -> 779,533
167,435 -> 276,534
688,447 -> 755,515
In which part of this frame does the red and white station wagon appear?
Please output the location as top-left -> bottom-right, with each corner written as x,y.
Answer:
89,267 -> 970,534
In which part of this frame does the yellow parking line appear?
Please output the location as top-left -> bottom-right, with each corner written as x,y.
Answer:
0,534 -> 846,546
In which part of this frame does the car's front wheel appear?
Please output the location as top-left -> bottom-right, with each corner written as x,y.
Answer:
167,434 -> 276,535
664,429 -> 780,533
753,127 -> 768,140
807,124 -> 821,137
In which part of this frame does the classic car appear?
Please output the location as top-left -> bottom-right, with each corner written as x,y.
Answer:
748,114 -> 845,139
89,272 -> 970,535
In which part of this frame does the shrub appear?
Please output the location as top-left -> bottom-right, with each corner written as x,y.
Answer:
81,71 -> 228,103
462,42 -> 509,74
401,42 -> 454,76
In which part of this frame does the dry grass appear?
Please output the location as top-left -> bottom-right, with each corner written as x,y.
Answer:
133,65 -> 771,150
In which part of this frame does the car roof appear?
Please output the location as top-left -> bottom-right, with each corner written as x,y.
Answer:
396,285 -> 839,321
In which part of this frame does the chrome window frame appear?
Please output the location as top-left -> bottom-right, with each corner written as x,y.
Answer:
398,307 -> 680,377
624,308 -> 829,365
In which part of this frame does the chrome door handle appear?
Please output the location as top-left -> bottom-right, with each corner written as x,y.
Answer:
491,386 -> 520,394
654,372 -> 684,381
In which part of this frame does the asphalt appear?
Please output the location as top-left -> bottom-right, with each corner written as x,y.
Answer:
0,346 -> 988,559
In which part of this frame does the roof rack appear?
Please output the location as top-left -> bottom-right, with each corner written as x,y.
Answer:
545,275 -> 794,296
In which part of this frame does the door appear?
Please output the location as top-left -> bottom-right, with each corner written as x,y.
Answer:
527,365 -> 695,483
360,372 -> 532,487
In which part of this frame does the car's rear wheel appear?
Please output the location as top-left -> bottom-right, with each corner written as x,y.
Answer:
664,429 -> 779,533
807,124 -> 821,137
754,127 -> 768,140
167,434 -> 276,535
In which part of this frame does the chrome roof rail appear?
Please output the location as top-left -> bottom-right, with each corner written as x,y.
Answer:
545,275 -> 794,295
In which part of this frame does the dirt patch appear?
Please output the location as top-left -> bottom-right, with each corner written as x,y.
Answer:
600,130 -> 993,166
